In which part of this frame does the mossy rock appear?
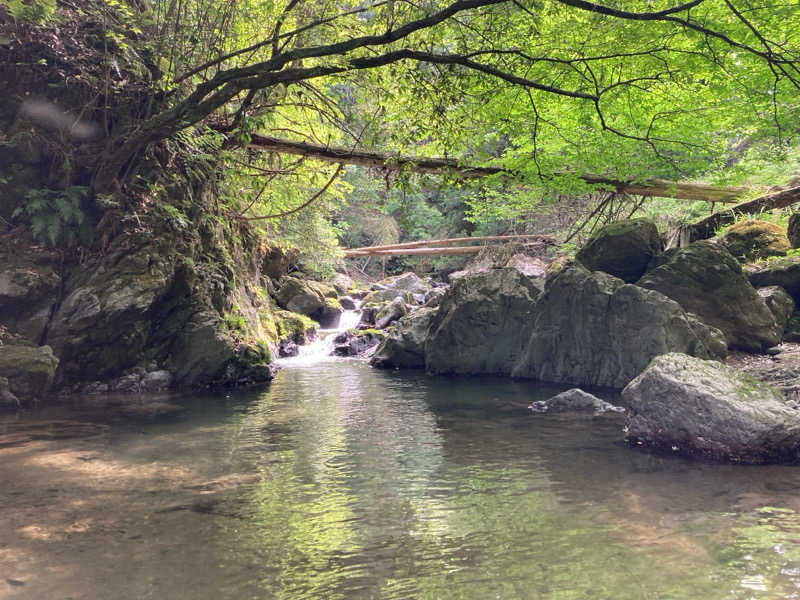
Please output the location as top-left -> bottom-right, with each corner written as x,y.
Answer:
576,218 -> 662,283
275,309 -> 318,344
720,219 -> 790,262
0,345 -> 58,403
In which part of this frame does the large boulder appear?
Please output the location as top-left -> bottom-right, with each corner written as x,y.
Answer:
449,245 -> 547,281
623,353 -> 800,463
637,240 -> 781,352
362,272 -> 431,305
0,344 -> 59,405
374,296 -> 408,329
720,219 -> 790,261
426,267 -> 543,375
788,213 -> 800,248
371,308 -> 437,369
576,218 -> 662,283
512,263 -> 727,388
274,276 -> 342,328
749,255 -> 800,303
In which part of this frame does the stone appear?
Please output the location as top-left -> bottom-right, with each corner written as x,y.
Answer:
0,253 -> 60,342
576,218 -> 663,283
362,272 -> 431,304
637,240 -> 781,352
449,246 -> 547,281
279,339 -> 299,357
332,329 -> 385,357
623,353 -> 800,463
141,370 -> 173,392
371,308 -> 437,369
0,377 -> 20,407
749,255 -> 800,303
788,213 -> 800,248
512,263 -> 726,388
0,345 -> 58,403
757,286 -> 795,331
328,273 -> 354,294
426,267 -> 543,375
166,312 -> 239,386
375,297 -> 408,329
528,388 -> 624,414
339,296 -> 357,310
274,276 -> 342,328
720,219 -> 790,261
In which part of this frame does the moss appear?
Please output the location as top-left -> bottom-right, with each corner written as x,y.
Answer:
275,309 -> 317,341
350,328 -> 386,339
721,219 -> 790,261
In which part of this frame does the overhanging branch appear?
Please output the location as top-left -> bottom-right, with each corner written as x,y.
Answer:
245,134 -> 747,202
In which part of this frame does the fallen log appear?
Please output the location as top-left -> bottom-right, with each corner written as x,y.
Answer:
676,186 -> 800,245
246,134 -> 746,203
345,242 -> 549,258
345,234 -> 555,253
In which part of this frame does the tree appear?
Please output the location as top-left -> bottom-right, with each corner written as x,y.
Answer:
91,0 -> 800,202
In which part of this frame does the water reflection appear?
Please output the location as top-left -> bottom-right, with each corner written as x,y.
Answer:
5,362 -> 800,598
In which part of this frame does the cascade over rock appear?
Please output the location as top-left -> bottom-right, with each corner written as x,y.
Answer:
637,240 -> 781,352
575,218 -> 662,283
425,267 -> 543,375
512,263 -> 726,388
623,353 -> 800,463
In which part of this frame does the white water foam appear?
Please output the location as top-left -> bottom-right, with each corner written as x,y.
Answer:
276,302 -> 363,367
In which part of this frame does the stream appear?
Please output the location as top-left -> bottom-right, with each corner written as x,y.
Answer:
4,349 -> 800,598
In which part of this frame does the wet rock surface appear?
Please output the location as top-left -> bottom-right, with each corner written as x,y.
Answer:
529,388 -> 624,414
624,353 -> 800,463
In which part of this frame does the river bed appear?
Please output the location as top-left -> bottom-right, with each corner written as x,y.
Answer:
3,359 -> 800,599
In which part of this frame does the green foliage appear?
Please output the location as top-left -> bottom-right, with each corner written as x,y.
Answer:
1,0 -> 56,23
13,186 -> 92,247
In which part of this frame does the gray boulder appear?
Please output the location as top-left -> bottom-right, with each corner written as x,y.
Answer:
371,308 -> 437,369
623,353 -> 800,463
789,213 -> 800,249
757,286 -> 795,332
512,263 -> 726,388
426,267 -> 543,375
529,388 -> 624,414
749,255 -> 800,303
637,240 -> 781,352
362,272 -> 431,305
0,252 -> 60,342
332,329 -> 385,357
576,218 -> 662,283
375,296 -> 408,329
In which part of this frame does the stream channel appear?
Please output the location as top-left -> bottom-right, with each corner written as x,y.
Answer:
4,312 -> 800,598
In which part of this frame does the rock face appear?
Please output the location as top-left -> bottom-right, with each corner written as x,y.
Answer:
637,241 -> 781,352
720,219 -> 790,261
426,267 -> 543,375
0,344 -> 59,405
749,255 -> 800,302
623,353 -> 800,463
275,276 -> 342,328
757,286 -> 795,331
0,252 -> 60,342
788,214 -> 800,248
576,218 -> 662,283
371,308 -> 437,369
528,388 -> 624,414
512,263 -> 727,388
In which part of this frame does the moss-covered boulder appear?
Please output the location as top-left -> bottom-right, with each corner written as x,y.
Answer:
637,240 -> 781,352
623,353 -> 800,463
576,218 -> 663,283
720,219 -> 790,261
274,276 -> 342,328
512,263 -> 726,388
371,308 -> 437,369
275,309 -> 317,344
426,267 -> 543,375
0,344 -> 59,405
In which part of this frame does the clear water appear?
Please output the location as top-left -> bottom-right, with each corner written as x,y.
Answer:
4,360 -> 800,599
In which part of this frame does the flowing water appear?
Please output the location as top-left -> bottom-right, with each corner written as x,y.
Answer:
4,357 -> 800,599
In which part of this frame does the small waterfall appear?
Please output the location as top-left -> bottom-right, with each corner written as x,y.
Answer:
277,302 -> 362,367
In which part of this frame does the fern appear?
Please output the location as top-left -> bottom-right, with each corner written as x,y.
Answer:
15,186 -> 92,247
1,0 -> 57,23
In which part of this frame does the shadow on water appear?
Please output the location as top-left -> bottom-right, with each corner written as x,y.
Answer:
3,361 -> 800,599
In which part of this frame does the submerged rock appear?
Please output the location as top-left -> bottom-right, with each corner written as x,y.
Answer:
576,218 -> 662,283
623,353 -> 800,463
426,267 -> 543,375
637,240 -> 781,352
529,388 -> 624,414
371,308 -> 437,369
512,263 -> 726,388
720,219 -> 790,261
